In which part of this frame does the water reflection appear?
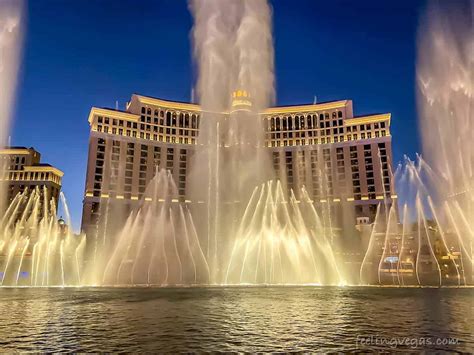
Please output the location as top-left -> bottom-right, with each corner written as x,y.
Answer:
0,287 -> 471,352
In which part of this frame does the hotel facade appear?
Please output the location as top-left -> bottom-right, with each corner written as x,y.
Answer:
82,94 -> 395,236
0,147 -> 63,216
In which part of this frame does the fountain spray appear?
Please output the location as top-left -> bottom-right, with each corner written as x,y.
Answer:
0,0 -> 23,214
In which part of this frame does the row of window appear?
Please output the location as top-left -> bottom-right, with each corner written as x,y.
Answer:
268,111 -> 344,131
94,111 -> 388,147
1,171 -> 61,184
268,130 -> 388,147
99,111 -> 201,130
0,155 -> 30,173
268,128 -> 387,141
270,143 -> 391,200
267,113 -> 387,133
92,139 -> 190,198
96,124 -> 388,146
95,125 -> 197,145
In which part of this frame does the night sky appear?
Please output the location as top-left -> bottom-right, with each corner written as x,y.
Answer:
11,0 -> 427,231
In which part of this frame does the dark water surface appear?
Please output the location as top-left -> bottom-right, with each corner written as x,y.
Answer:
0,287 -> 472,352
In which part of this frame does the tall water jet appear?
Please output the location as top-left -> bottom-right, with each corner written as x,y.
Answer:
360,0 -> 474,287
417,0 -> 473,283
188,0 -> 275,283
0,0 -> 24,213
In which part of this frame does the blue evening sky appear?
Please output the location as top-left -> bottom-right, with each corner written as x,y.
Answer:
11,0 -> 427,231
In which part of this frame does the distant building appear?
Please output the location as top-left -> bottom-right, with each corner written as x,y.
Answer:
82,94 -> 396,237
0,147 -> 63,216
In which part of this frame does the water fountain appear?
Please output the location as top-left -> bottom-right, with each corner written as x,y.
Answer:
81,0 -> 341,287
0,188 -> 86,286
417,1 -> 473,284
0,0 -> 472,287
187,0 -> 277,284
0,0 -> 23,213
224,181 -> 345,285
0,1 -> 88,287
359,2 -> 473,286
360,156 -> 472,286
101,169 -> 210,286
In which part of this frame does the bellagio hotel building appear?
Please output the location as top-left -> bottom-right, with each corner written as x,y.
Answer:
82,94 -> 395,235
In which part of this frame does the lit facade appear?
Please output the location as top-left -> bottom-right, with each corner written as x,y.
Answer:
82,94 -> 395,235
0,147 -> 63,214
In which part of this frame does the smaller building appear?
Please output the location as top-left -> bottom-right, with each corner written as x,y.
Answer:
0,147 -> 63,217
